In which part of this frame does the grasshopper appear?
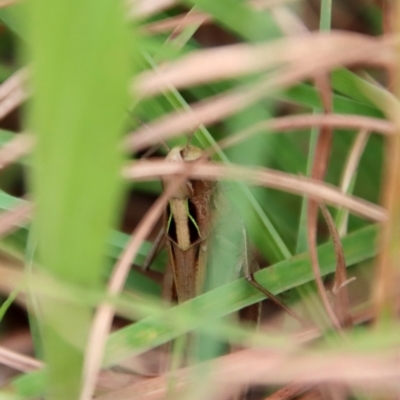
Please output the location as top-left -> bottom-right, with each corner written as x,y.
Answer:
141,144 -> 305,398
150,144 -> 304,325
161,145 -> 215,304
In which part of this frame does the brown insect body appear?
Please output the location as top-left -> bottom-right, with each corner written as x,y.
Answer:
161,145 -> 263,335
162,145 -> 216,303
156,145 -> 304,399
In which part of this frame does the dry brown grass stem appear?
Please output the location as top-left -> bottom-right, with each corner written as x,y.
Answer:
0,68 -> 27,100
265,382 -> 314,400
339,129 -> 370,195
144,11 -> 211,34
0,0 -> 17,9
135,32 -> 394,98
320,204 -> 351,328
0,265 -> 25,306
0,201 -> 33,238
338,129 -> 370,236
271,4 -> 308,36
271,3 -> 339,331
122,160 -> 386,222
128,43 -> 393,153
131,0 -> 292,21
372,3 -> 400,322
215,115 -> 389,152
127,0 -> 176,19
162,7 -> 204,50
0,68 -> 28,120
0,133 -> 33,170
382,1 -> 396,91
0,115 -> 387,173
96,347 -> 400,400
6,296 -> 392,398
0,345 -> 42,372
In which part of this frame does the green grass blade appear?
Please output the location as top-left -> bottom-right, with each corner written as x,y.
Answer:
26,1 -> 130,398
12,224 -> 378,397
181,0 -> 281,41
104,224 -> 377,365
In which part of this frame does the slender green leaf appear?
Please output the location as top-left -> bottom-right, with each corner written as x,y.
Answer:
26,1 -> 130,398
104,224 -> 378,366
12,224 -> 378,397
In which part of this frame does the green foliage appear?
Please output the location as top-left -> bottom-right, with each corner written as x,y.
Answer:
24,1 -> 131,398
0,0 -> 390,398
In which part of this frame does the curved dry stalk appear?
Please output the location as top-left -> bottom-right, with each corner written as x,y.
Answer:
338,129 -> 370,236
162,7 -> 204,51
320,204 -> 352,328
215,114 -> 391,152
0,116 -> 388,172
0,0 -> 17,7
270,4 -> 340,331
0,201 -> 33,237
251,0 -> 296,7
0,86 -> 24,120
382,2 -> 396,91
96,346 -> 400,400
0,159 -> 384,249
339,129 -> 370,195
0,133 -> 34,170
271,4 -> 311,36
307,174 -> 342,330
130,0 -> 291,21
0,345 -> 42,372
0,68 -> 29,120
0,264 -> 25,307
134,32 -> 394,98
372,3 -> 400,324
1,116 -> 386,175
128,67 -> 393,153
122,160 -> 386,222
0,68 -> 28,101
306,101 -> 340,327
265,382 -> 313,400
125,83 -> 252,151
144,11 -> 211,34
128,0 -> 177,19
